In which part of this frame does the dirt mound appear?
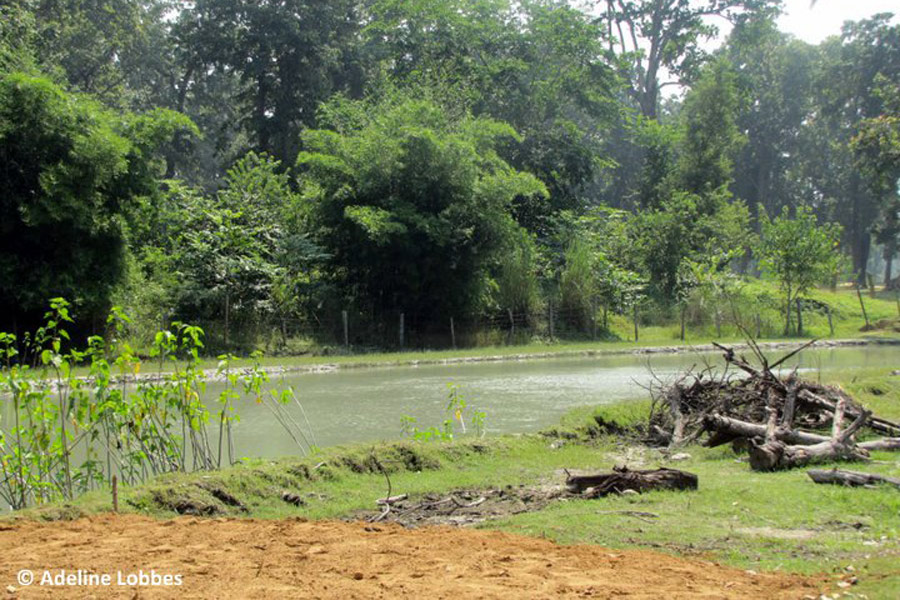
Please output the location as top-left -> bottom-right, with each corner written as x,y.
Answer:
0,515 -> 822,598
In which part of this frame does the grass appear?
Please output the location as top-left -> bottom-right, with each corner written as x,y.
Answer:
9,366 -> 900,597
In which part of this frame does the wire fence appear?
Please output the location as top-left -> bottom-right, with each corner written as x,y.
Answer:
184,296 -> 853,354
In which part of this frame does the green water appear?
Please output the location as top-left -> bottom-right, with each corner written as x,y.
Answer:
203,345 -> 898,458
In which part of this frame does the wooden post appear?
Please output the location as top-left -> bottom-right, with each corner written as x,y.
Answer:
755,313 -> 761,339
633,303 -> 639,342
112,474 -> 118,513
399,312 -> 405,348
795,298 -> 803,337
857,285 -> 870,329
450,317 -> 456,349
507,308 -> 515,345
826,305 -> 834,336
680,305 -> 686,341
342,310 -> 349,348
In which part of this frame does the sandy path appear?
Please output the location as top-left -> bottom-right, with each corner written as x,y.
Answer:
0,515 -> 821,599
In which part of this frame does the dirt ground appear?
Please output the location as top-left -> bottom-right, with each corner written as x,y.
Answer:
0,515 -> 823,599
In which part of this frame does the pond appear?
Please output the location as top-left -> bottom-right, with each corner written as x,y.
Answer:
204,345 -> 899,458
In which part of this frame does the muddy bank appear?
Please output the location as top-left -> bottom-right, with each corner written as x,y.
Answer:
0,515 -> 822,599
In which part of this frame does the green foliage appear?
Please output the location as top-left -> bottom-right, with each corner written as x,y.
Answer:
297,93 -> 547,324
367,0 -> 618,218
677,58 -> 745,198
0,73 -> 186,327
756,205 -> 843,334
128,152 -> 296,350
495,230 -> 541,321
0,302 -> 310,509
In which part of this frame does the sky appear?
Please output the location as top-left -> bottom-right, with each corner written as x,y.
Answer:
777,0 -> 899,43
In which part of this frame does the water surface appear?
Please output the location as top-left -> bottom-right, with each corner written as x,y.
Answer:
206,345 -> 898,458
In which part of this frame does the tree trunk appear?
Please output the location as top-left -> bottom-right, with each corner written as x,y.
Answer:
808,468 -> 900,490
884,239 -> 895,289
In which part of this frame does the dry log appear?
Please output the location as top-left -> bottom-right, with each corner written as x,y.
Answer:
797,389 -> 900,436
565,466 -> 698,497
858,437 -> 900,451
749,438 -> 870,471
807,469 -> 900,490
703,414 -> 828,446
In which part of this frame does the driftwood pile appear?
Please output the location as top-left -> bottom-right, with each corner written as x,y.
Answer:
647,339 -> 900,472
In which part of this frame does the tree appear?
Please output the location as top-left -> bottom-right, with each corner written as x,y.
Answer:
599,0 -> 778,118
0,73 -> 194,332
756,205 -> 842,335
852,77 -> 900,287
174,0 -> 368,163
677,58 -> 745,199
132,153 -> 293,349
725,17 -> 815,223
798,16 -> 900,284
296,93 -> 547,328
367,0 -> 618,223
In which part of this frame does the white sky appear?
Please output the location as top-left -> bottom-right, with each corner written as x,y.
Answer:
776,0 -> 898,43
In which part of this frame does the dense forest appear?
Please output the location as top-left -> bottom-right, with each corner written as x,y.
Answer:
1,0 -> 899,352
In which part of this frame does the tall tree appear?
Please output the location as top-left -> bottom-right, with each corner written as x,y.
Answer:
174,0 -> 368,164
800,15 -> 900,283
852,77 -> 900,286
367,0 -> 618,224
725,17 -> 815,222
599,0 -> 778,119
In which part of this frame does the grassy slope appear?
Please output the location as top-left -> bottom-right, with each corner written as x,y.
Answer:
17,368 -> 900,597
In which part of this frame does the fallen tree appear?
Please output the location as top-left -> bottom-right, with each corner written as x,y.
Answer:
646,338 -> 900,471
807,468 -> 900,490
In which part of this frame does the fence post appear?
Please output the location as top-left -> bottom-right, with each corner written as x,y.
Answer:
342,310 -> 349,348
857,285 -> 870,329
755,312 -> 761,339
399,312 -> 405,349
826,305 -> 834,337
680,305 -> 686,341
507,308 -> 515,345
450,317 -> 456,349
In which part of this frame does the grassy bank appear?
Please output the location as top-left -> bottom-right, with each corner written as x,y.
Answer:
200,284 -> 900,369
14,367 -> 900,597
